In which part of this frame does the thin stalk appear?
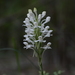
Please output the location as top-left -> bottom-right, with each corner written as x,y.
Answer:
38,54 -> 43,75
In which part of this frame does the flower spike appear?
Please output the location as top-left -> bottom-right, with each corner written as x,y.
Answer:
23,8 -> 53,56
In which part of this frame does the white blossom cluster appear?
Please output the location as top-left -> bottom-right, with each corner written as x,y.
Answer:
23,8 -> 53,55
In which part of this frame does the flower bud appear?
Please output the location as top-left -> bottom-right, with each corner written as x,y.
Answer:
23,42 -> 28,46
38,14 -> 42,22
42,11 -> 46,18
34,8 -> 37,13
47,42 -> 51,47
45,16 -> 51,23
28,9 -> 32,13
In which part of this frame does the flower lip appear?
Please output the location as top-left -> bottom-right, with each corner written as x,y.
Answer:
42,26 -> 50,33
45,30 -> 53,37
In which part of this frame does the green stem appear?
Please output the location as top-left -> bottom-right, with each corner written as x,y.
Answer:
38,54 -> 43,75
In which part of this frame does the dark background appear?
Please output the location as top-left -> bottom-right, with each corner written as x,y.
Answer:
0,0 -> 75,75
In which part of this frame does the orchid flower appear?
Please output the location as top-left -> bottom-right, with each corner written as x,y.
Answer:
23,8 -> 53,56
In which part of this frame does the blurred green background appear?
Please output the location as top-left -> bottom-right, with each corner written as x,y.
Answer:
0,0 -> 75,75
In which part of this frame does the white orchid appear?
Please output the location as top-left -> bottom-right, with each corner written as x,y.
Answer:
23,8 -> 53,56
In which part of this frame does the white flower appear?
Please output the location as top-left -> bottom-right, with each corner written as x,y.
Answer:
23,8 -> 53,55
44,30 -> 53,38
23,42 -> 34,49
23,35 -> 34,44
28,9 -> 35,23
23,18 -> 30,23
43,16 -> 51,25
42,42 -> 51,50
38,36 -> 46,42
42,11 -> 46,18
42,26 -> 50,33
